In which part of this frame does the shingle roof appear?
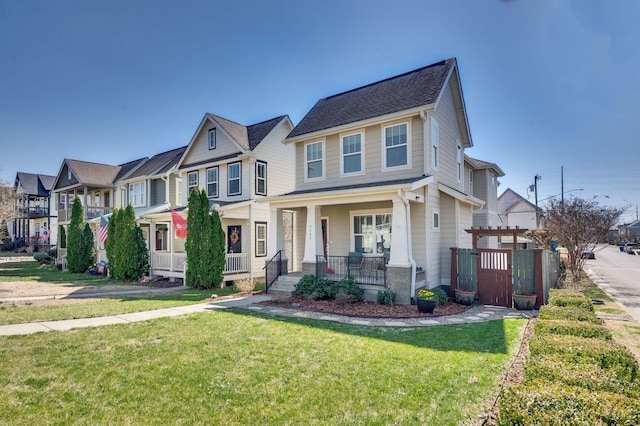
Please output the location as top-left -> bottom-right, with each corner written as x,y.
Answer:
66,159 -> 124,187
465,155 -> 505,177
281,176 -> 429,197
288,58 -> 456,138
247,115 -> 287,150
208,114 -> 287,151
125,146 -> 186,180
15,172 -> 56,196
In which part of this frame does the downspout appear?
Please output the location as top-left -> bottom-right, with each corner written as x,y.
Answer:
398,189 -> 417,305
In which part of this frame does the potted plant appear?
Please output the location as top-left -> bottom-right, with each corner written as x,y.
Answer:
513,280 -> 536,310
416,289 -> 437,314
455,277 -> 476,306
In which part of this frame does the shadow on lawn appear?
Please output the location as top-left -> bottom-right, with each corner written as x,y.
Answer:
223,307 -> 516,355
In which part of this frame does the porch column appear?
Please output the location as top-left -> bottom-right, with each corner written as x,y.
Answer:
302,205 -> 322,263
267,207 -> 285,257
388,197 -> 410,267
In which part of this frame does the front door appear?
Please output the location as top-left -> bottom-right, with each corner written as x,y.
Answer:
227,226 -> 241,253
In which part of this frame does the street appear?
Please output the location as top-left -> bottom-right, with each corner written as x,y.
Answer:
584,244 -> 640,323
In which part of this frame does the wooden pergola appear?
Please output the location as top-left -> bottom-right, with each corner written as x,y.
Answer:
465,226 -> 530,249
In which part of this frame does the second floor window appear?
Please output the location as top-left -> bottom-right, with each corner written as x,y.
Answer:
305,141 -> 324,180
432,120 -> 439,168
228,162 -> 241,195
256,161 -> 267,195
208,128 -> 216,150
457,143 -> 463,181
469,170 -> 474,195
342,133 -> 363,175
129,182 -> 145,207
187,172 -> 198,194
384,123 -> 408,169
207,167 -> 218,198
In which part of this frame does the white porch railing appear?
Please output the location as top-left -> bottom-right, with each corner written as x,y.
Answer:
152,252 -> 249,275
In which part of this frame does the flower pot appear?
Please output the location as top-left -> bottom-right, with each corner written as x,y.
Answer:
417,299 -> 437,314
513,294 -> 537,310
455,289 -> 476,306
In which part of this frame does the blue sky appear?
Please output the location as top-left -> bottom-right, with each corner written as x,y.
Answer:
1,0 -> 638,223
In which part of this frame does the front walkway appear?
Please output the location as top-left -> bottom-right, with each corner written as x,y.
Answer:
0,293 -> 537,336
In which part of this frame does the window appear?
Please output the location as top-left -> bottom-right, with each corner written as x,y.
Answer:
305,141 -> 324,180
206,167 -> 218,198
255,222 -> 267,257
187,172 -> 198,194
341,133 -> 363,175
433,211 -> 440,230
208,128 -> 216,150
228,162 -> 241,195
129,182 -> 145,207
256,161 -> 267,195
384,123 -> 408,169
432,120 -> 439,168
469,170 -> 474,195
457,142 -> 462,181
352,213 -> 392,254
155,224 -> 168,251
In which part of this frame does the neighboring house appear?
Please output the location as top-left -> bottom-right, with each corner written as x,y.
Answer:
11,172 -> 57,251
619,220 -> 640,242
146,113 -> 295,282
465,155 -> 504,248
497,188 -> 538,248
265,58 -> 491,304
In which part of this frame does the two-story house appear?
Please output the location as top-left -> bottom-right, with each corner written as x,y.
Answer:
266,58 -> 491,304
12,172 -> 57,251
147,113 -> 295,283
465,155 -> 505,248
497,188 -> 537,248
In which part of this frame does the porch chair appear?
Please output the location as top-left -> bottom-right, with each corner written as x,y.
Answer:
347,251 -> 365,277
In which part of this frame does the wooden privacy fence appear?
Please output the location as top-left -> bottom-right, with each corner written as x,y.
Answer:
450,248 -> 560,308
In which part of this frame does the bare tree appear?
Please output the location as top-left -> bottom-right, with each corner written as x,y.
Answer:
0,176 -> 21,244
543,197 -> 625,284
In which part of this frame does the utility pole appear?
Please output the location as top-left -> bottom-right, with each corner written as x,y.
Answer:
533,174 -> 542,227
561,166 -> 564,205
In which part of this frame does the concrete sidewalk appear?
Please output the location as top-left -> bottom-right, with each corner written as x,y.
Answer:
0,293 -> 537,337
0,293 -> 272,336
0,286 -> 187,303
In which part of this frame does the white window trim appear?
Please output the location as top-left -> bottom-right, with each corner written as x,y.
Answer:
208,128 -> 216,150
227,162 -> 242,196
382,121 -> 411,172
255,222 -> 267,257
457,141 -> 462,182
340,131 -> 365,177
349,208 -> 393,253
431,119 -> 439,169
129,182 -> 146,208
469,170 -> 473,195
433,210 -> 440,230
187,171 -> 199,194
206,166 -> 218,198
256,161 -> 267,195
304,140 -> 325,182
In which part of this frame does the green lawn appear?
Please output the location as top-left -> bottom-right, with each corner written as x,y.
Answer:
0,260 -> 131,285
0,310 -> 526,425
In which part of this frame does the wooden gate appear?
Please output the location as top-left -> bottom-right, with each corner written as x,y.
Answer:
476,249 -> 512,307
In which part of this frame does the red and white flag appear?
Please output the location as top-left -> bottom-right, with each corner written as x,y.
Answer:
171,210 -> 187,239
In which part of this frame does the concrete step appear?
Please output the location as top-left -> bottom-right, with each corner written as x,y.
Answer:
266,274 -> 301,299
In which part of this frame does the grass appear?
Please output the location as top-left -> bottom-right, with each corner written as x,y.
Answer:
0,310 -> 526,425
0,260 -> 128,286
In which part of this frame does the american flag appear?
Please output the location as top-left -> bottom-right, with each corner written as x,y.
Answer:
98,216 -> 108,243
40,227 -> 49,242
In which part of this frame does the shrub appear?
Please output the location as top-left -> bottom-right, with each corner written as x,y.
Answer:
33,252 -> 51,263
47,247 -> 57,259
534,319 -> 612,340
548,288 -> 594,311
524,354 -> 640,396
432,287 -> 448,306
528,334 -> 638,381
233,278 -> 255,294
377,289 -> 397,306
498,382 -> 640,425
333,276 -> 364,303
296,275 -> 363,302
539,305 -> 601,324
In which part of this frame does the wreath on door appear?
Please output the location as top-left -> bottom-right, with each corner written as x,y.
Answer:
230,228 -> 240,244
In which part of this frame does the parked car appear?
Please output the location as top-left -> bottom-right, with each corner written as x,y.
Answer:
623,243 -> 639,254
581,249 -> 596,259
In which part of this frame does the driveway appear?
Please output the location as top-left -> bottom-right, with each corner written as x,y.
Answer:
585,244 -> 640,323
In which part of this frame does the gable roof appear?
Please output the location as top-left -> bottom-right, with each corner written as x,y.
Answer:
123,146 -> 187,181
465,155 -> 505,177
498,188 -> 537,215
15,172 -> 56,196
287,58 -> 457,139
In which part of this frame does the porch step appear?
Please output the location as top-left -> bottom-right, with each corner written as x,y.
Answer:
267,274 -> 301,299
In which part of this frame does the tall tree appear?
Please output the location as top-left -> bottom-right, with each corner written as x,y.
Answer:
58,225 -> 67,248
544,197 -> 625,283
67,197 -> 87,272
210,209 -> 226,287
112,205 -> 147,281
82,223 -> 95,270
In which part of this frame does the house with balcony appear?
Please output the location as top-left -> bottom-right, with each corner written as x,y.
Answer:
144,113 -> 295,283
265,58 -> 494,304
11,172 -> 57,251
466,155 -> 505,248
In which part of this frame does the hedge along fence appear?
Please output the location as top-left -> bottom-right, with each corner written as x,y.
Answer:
497,289 -> 640,425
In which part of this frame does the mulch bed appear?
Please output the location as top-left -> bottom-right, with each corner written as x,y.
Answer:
258,295 -> 471,318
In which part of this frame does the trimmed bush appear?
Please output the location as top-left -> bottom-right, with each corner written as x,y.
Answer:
539,305 -> 601,324
534,319 -> 612,340
498,382 -> 640,425
296,275 -> 363,302
33,252 -> 51,263
377,289 -> 397,305
524,354 -> 640,396
548,288 -> 594,311
333,276 -> 364,303
528,334 -> 638,381
432,287 -> 448,306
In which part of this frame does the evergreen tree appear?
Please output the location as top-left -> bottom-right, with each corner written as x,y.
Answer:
210,209 -> 226,288
134,226 -> 149,278
58,225 -> 66,248
82,223 -> 95,271
185,188 -> 205,287
106,210 -> 118,276
66,197 -> 87,273
114,205 -> 138,280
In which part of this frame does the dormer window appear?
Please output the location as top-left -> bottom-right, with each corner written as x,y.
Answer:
208,128 -> 216,150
